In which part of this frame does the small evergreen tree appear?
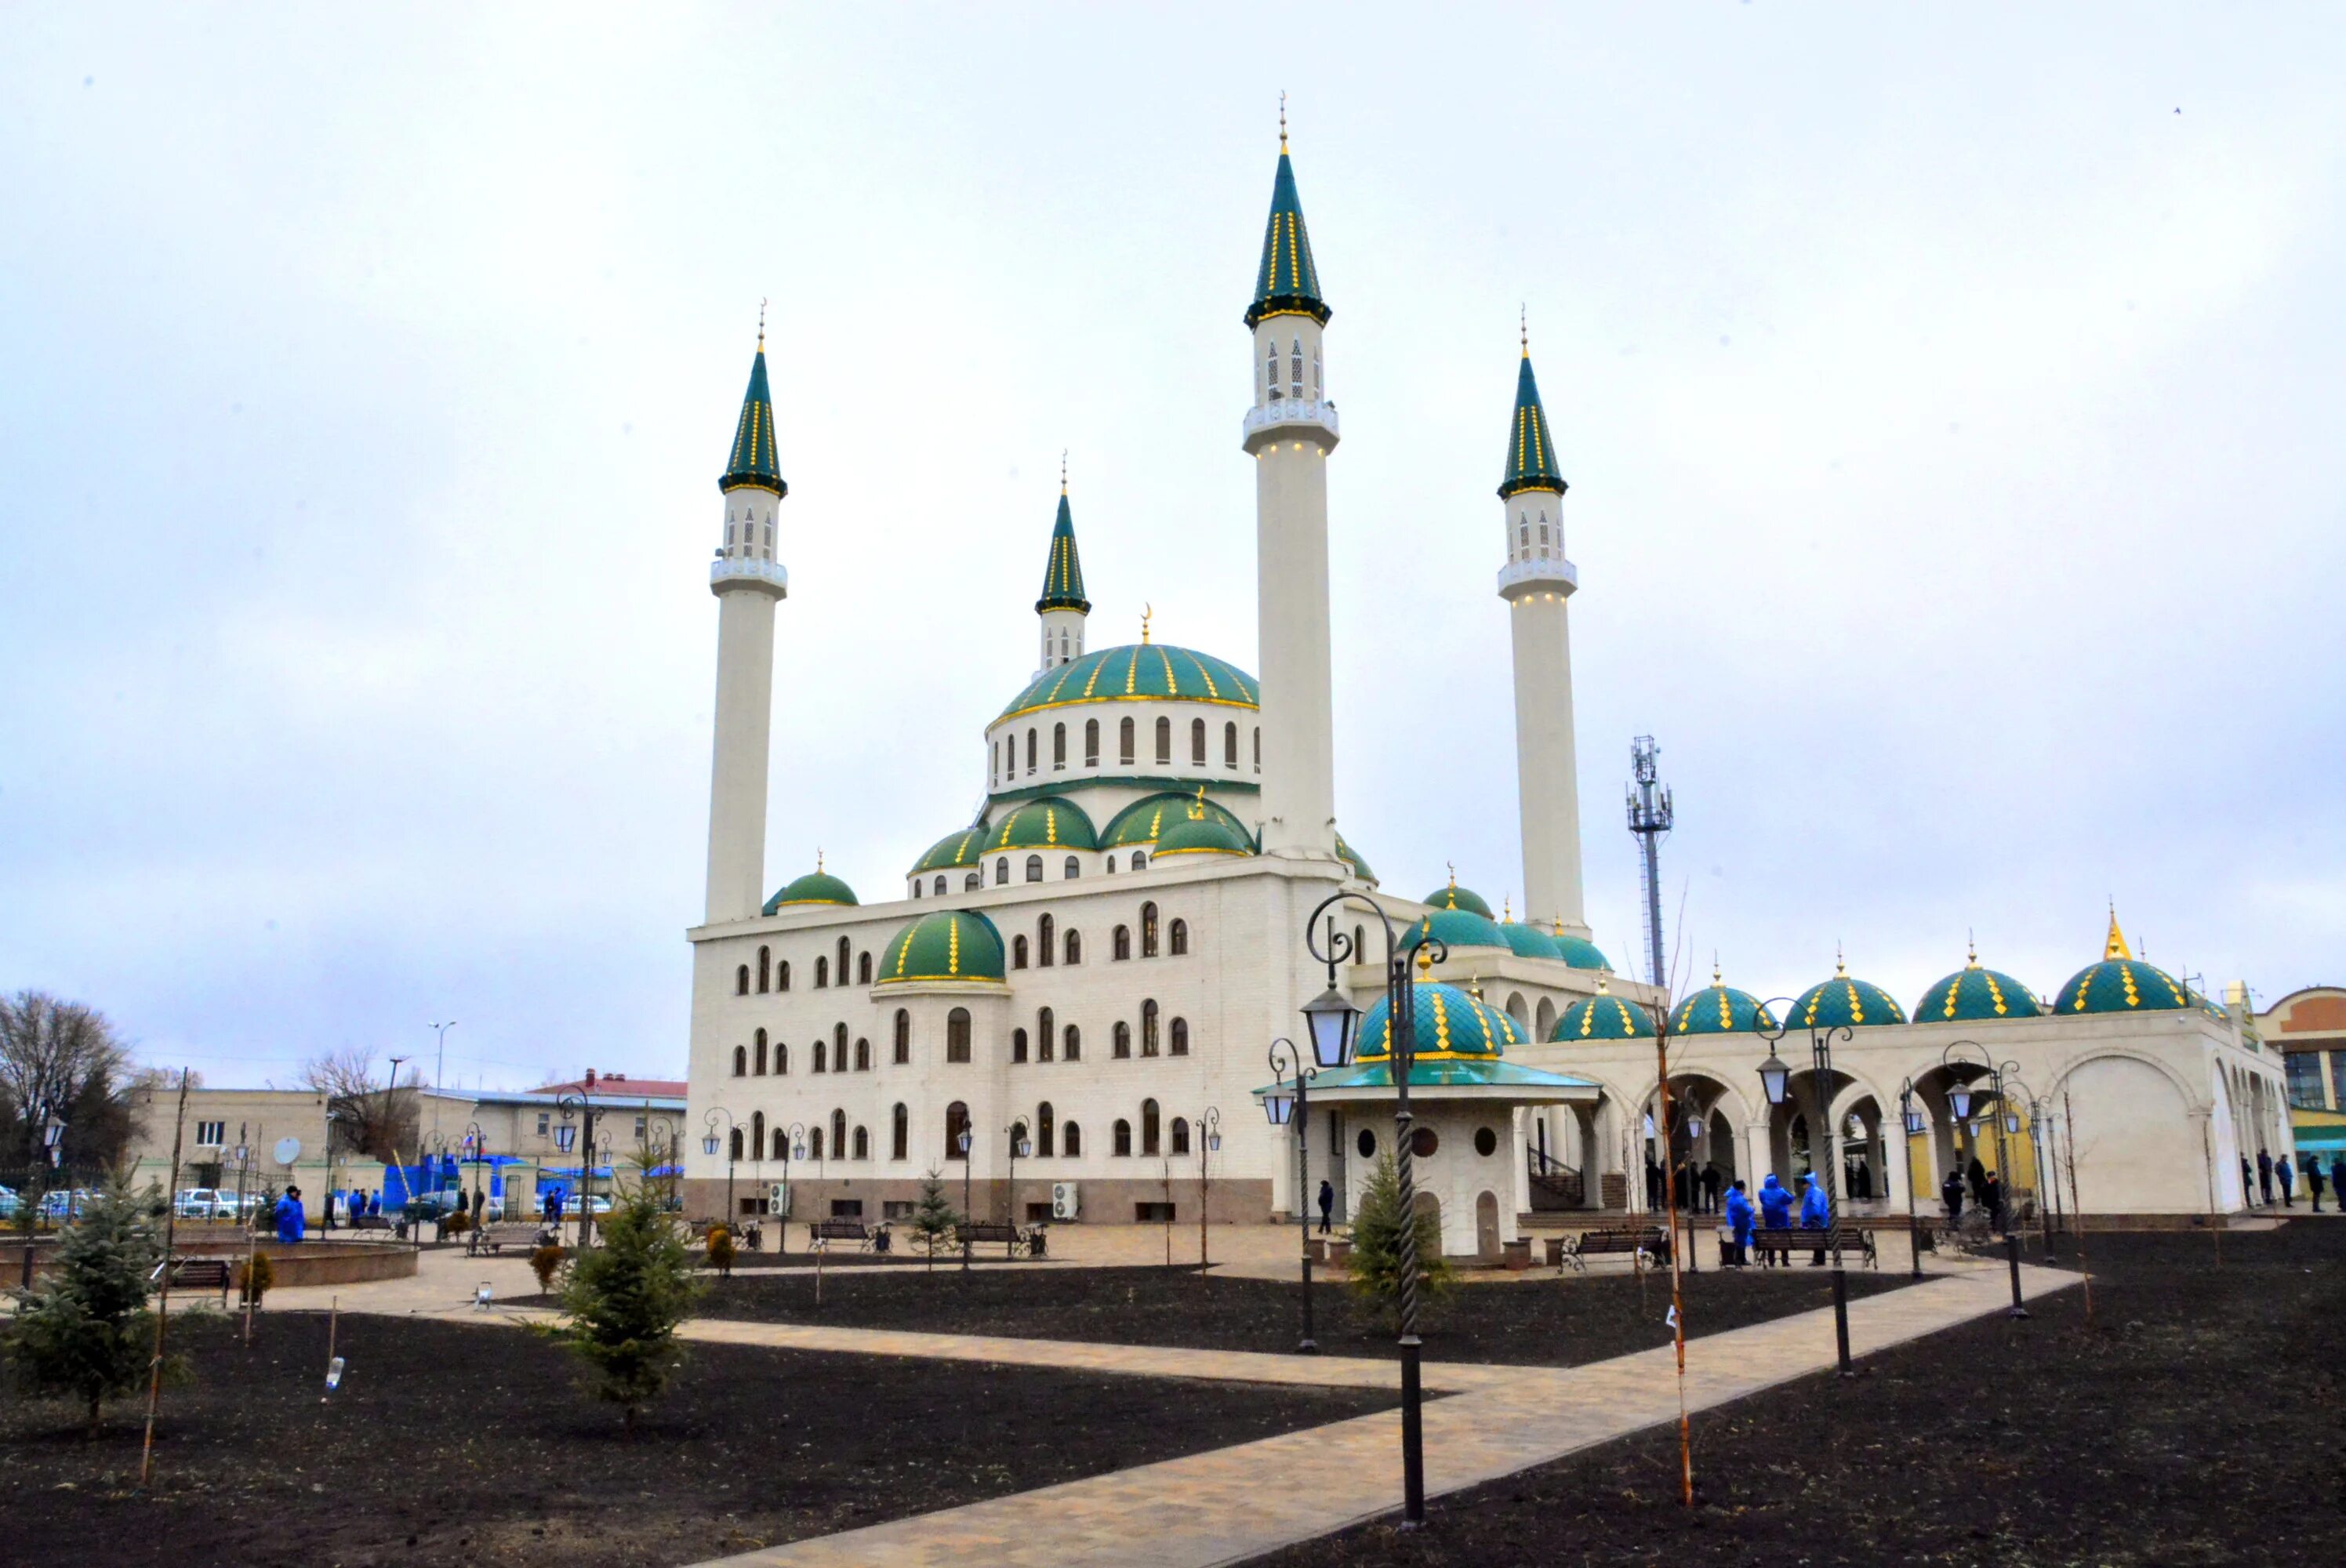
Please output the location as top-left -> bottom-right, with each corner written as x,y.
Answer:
235,1250 -> 274,1306
558,1180 -> 699,1428
908,1168 -> 959,1271
705,1223 -> 735,1279
5,1178 -> 174,1434
529,1243 -> 566,1294
1346,1152 -> 1454,1327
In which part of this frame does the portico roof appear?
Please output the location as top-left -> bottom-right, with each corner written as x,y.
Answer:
1258,1057 -> 1599,1105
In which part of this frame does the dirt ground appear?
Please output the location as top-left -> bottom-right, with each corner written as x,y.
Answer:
0,1310 -> 1392,1568
1255,1221 -> 2346,1566
681,1258 -> 1914,1366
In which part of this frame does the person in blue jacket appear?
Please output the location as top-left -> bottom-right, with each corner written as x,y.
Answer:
1756,1174 -> 1792,1266
274,1186 -> 306,1244
1723,1178 -> 1756,1267
1797,1172 -> 1831,1265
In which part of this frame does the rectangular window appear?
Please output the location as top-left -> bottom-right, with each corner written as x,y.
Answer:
195,1121 -> 226,1146
634,1116 -> 648,1139
537,1112 -> 550,1136
2333,1050 -> 2346,1109
2286,1050 -> 2325,1109
1135,1201 -> 1175,1222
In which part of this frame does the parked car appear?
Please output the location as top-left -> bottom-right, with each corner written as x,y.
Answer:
40,1189 -> 97,1221
174,1188 -> 237,1220
0,1185 -> 20,1220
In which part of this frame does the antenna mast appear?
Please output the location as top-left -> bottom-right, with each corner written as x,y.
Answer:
1625,735 -> 1674,989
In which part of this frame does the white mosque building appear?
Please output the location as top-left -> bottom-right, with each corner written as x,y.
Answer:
678,128 -> 2293,1253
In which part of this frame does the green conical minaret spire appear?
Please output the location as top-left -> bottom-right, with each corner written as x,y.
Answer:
1497,331 -> 1566,499
719,314 -> 786,497
1245,107 -> 1330,329
1035,474 -> 1090,614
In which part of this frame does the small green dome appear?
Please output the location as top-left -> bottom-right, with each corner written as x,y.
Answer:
1355,982 -> 1517,1062
1671,977 -> 1779,1036
1555,934 -> 1611,971
1102,792 -> 1252,849
1553,985 -> 1656,1042
910,823 -> 990,877
1396,908 -> 1509,956
1498,921 -> 1564,961
984,797 -> 1099,853
1914,959 -> 2043,1023
764,862 -> 857,913
1789,964 -> 1908,1029
876,909 -> 1006,985
1153,802 -> 1255,858
1422,879 -> 1494,919
2051,957 -> 2190,1015
996,643 -> 1258,723
1335,830 -> 1376,886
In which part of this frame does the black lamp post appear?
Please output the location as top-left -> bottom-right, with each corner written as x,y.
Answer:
20,1109 -> 63,1288
1003,1121 -> 1031,1249
1264,1036 -> 1324,1353
1897,1080 -> 1925,1279
1941,1040 -> 2028,1318
1754,1001 -> 1856,1377
701,1107 -> 737,1224
1195,1107 -> 1222,1275
957,1124 -> 974,1271
557,1090 -> 599,1247
1305,893 -> 1440,1528
775,1122 -> 808,1249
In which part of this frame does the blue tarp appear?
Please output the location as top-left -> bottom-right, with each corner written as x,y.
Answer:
539,1165 -> 616,1179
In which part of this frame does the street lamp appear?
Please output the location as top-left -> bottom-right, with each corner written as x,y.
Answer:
1754,1000 -> 1856,1377
957,1124 -> 974,1272
557,1089 -> 599,1248
1897,1080 -> 1925,1279
1265,1036 -> 1324,1353
644,1116 -> 677,1212
702,1107 -> 738,1225
778,1122 -> 808,1250
1003,1121 -> 1031,1250
1196,1107 -> 1221,1276
1942,1040 -> 2029,1319
1304,895 -> 1440,1527
428,1021 -> 457,1142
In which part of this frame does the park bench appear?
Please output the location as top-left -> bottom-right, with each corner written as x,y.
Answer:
1552,1225 -> 1671,1273
165,1257 -> 234,1306
468,1222 -> 542,1256
957,1221 -> 1037,1258
1749,1225 -> 1877,1269
808,1218 -> 873,1250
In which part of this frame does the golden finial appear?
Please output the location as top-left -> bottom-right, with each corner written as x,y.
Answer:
1415,943 -> 1433,973
1141,602 -> 1153,644
1059,449 -> 1068,495
1712,953 -> 1723,986
1966,930 -> 1979,969
1502,895 -> 1512,923
1552,914 -> 1565,937
1189,785 -> 1207,821
1834,942 -> 1847,978
815,847 -> 823,873
1279,91 -> 1287,152
1468,975 -> 1484,1001
1447,862 -> 1457,889
1595,971 -> 1611,995
757,298 -> 768,352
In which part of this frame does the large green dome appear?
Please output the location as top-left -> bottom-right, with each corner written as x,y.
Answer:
1102,792 -> 1252,849
2052,956 -> 2190,1014
1498,921 -> 1564,961
1153,800 -> 1255,858
877,909 -> 1007,985
1555,933 -> 1611,972
1335,830 -> 1376,886
1422,879 -> 1494,919
984,797 -> 1099,853
1914,959 -> 2043,1023
1554,985 -> 1657,1041
1671,977 -> 1779,1036
1396,908 -> 1509,956
764,863 -> 857,913
910,824 -> 990,877
1355,982 -> 1518,1062
1789,964 -> 1908,1029
996,643 -> 1258,723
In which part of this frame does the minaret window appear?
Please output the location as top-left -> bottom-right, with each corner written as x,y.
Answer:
1313,349 -> 1322,397
1291,339 -> 1305,400
1266,342 -> 1281,401
1084,720 -> 1100,766
1120,717 -> 1135,764
837,937 -> 851,985
757,946 -> 770,993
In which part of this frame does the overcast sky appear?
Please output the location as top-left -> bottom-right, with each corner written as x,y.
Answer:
4,6 -> 2341,1092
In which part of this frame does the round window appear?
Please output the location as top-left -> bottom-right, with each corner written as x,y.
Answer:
1473,1126 -> 1498,1158
1411,1127 -> 1439,1159
1356,1128 -> 1377,1159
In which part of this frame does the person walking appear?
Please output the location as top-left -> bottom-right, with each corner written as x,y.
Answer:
1982,1170 -> 2006,1234
2275,1152 -> 2294,1207
1966,1155 -> 1989,1208
1645,1156 -> 1663,1210
1797,1172 -> 1831,1265
273,1187 -> 305,1244
470,1187 -> 485,1227
2307,1156 -> 2326,1213
2331,1155 -> 2346,1213
1723,1178 -> 1756,1267
2257,1149 -> 2274,1207
2241,1156 -> 2254,1206
1941,1168 -> 1965,1223
1757,1173 -> 1793,1266
1316,1179 -> 1334,1235
1701,1163 -> 1723,1215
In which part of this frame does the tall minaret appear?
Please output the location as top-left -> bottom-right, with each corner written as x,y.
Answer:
703,319 -> 789,925
1034,459 -> 1089,674
1498,324 -> 1589,936
1242,106 -> 1341,860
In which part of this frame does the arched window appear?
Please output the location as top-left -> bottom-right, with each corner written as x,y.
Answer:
1084,719 -> 1099,765
1266,339 -> 1281,401
1291,336 -> 1304,398
1191,717 -> 1206,764
1113,924 -> 1131,960
837,938 -> 851,985
1354,924 -> 1365,960
855,1036 -> 870,1071
1142,999 -> 1161,1056
815,956 -> 830,988
1170,1017 -> 1189,1056
946,1100 -> 971,1160
770,1125 -> 787,1160
891,1102 -> 909,1160
964,872 -> 980,891
996,857 -> 1011,885
729,1127 -> 744,1160
1065,929 -> 1083,964
1113,1118 -> 1132,1156
735,965 -> 749,996
1012,1027 -> 1030,1063
732,1045 -> 747,1077
1064,855 -> 1080,879
946,1007 -> 971,1063
775,1041 -> 788,1075
1053,723 -> 1066,769
1113,1021 -> 1132,1058
1038,1007 -> 1055,1062
757,946 -> 771,993
1171,1116 -> 1190,1156
1155,717 -> 1171,764
852,1124 -> 870,1160
892,1008 -> 910,1065
808,1127 -> 823,1161
834,1022 -> 848,1070
1025,854 -> 1044,883
1131,851 -> 1146,871
1169,918 -> 1189,956
1063,1023 -> 1081,1061
1037,1102 -> 1056,1156
858,952 -> 873,985
932,875 -> 946,896
1253,728 -> 1261,771
751,1110 -> 765,1156
1026,728 -> 1038,774
1012,935 -> 1030,969
1038,913 -> 1055,967
754,1028 -> 768,1076
1224,722 -> 1238,768
1313,347 -> 1322,397
832,1109 -> 848,1160
912,880 -> 922,899
1142,1098 -> 1161,1156
778,960 -> 791,993
813,1039 -> 826,1073
1141,902 -> 1160,957
1120,716 -> 1135,764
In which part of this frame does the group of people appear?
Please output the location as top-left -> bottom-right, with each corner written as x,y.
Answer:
1644,1158 -> 1730,1214
1719,1171 -> 1832,1266
337,1188 -> 383,1227
1941,1157 -> 2007,1230
2248,1148 -> 2344,1210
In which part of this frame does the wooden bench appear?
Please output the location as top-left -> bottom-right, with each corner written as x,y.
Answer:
1552,1225 -> 1671,1273
957,1221 -> 1033,1258
1749,1225 -> 1877,1269
167,1257 -> 234,1306
808,1218 -> 872,1250
468,1223 -> 543,1256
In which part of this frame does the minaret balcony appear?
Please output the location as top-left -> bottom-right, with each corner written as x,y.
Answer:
710,554 -> 789,598
1497,556 -> 1578,601
1241,398 -> 1341,451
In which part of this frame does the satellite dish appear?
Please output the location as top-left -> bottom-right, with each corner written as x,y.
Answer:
274,1136 -> 303,1166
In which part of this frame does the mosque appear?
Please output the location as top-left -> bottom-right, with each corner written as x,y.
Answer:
678,126 -> 2293,1253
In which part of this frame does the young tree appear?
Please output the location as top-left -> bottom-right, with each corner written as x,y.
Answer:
300,1046 -> 419,1164
558,1179 -> 699,1428
908,1168 -> 959,1271
705,1224 -> 736,1279
0,992 -> 141,1182
1346,1152 -> 1454,1327
5,1179 -> 174,1434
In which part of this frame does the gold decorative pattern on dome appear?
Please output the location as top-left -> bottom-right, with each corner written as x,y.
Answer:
947,916 -> 961,975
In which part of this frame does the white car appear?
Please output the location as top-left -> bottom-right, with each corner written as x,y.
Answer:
174,1189 -> 238,1220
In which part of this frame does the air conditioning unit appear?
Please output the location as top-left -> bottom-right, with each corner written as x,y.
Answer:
1051,1182 -> 1080,1221
768,1181 -> 791,1217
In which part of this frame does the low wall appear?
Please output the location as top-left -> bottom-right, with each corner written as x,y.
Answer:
0,1237 -> 417,1288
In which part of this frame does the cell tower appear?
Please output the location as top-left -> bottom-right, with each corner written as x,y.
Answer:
1625,735 -> 1673,990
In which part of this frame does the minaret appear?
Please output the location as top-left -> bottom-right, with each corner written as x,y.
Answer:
1498,323 -> 1589,937
1034,458 -> 1089,674
703,317 -> 789,925
1242,105 -> 1341,860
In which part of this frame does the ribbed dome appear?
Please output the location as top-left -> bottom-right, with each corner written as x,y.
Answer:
1335,830 -> 1376,886
910,823 -> 990,877
1422,878 -> 1494,919
1553,982 -> 1656,1041
1153,800 -> 1254,858
1914,956 -> 2043,1023
2051,913 -> 2192,1015
996,644 -> 1258,723
764,862 -> 857,913
1355,982 -> 1517,1062
1396,908 -> 1509,956
1102,792 -> 1251,849
1789,962 -> 1908,1029
1670,975 -> 1779,1036
877,909 -> 1007,985
1497,921 -> 1563,961
984,797 -> 1099,853
1555,933 -> 1611,972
